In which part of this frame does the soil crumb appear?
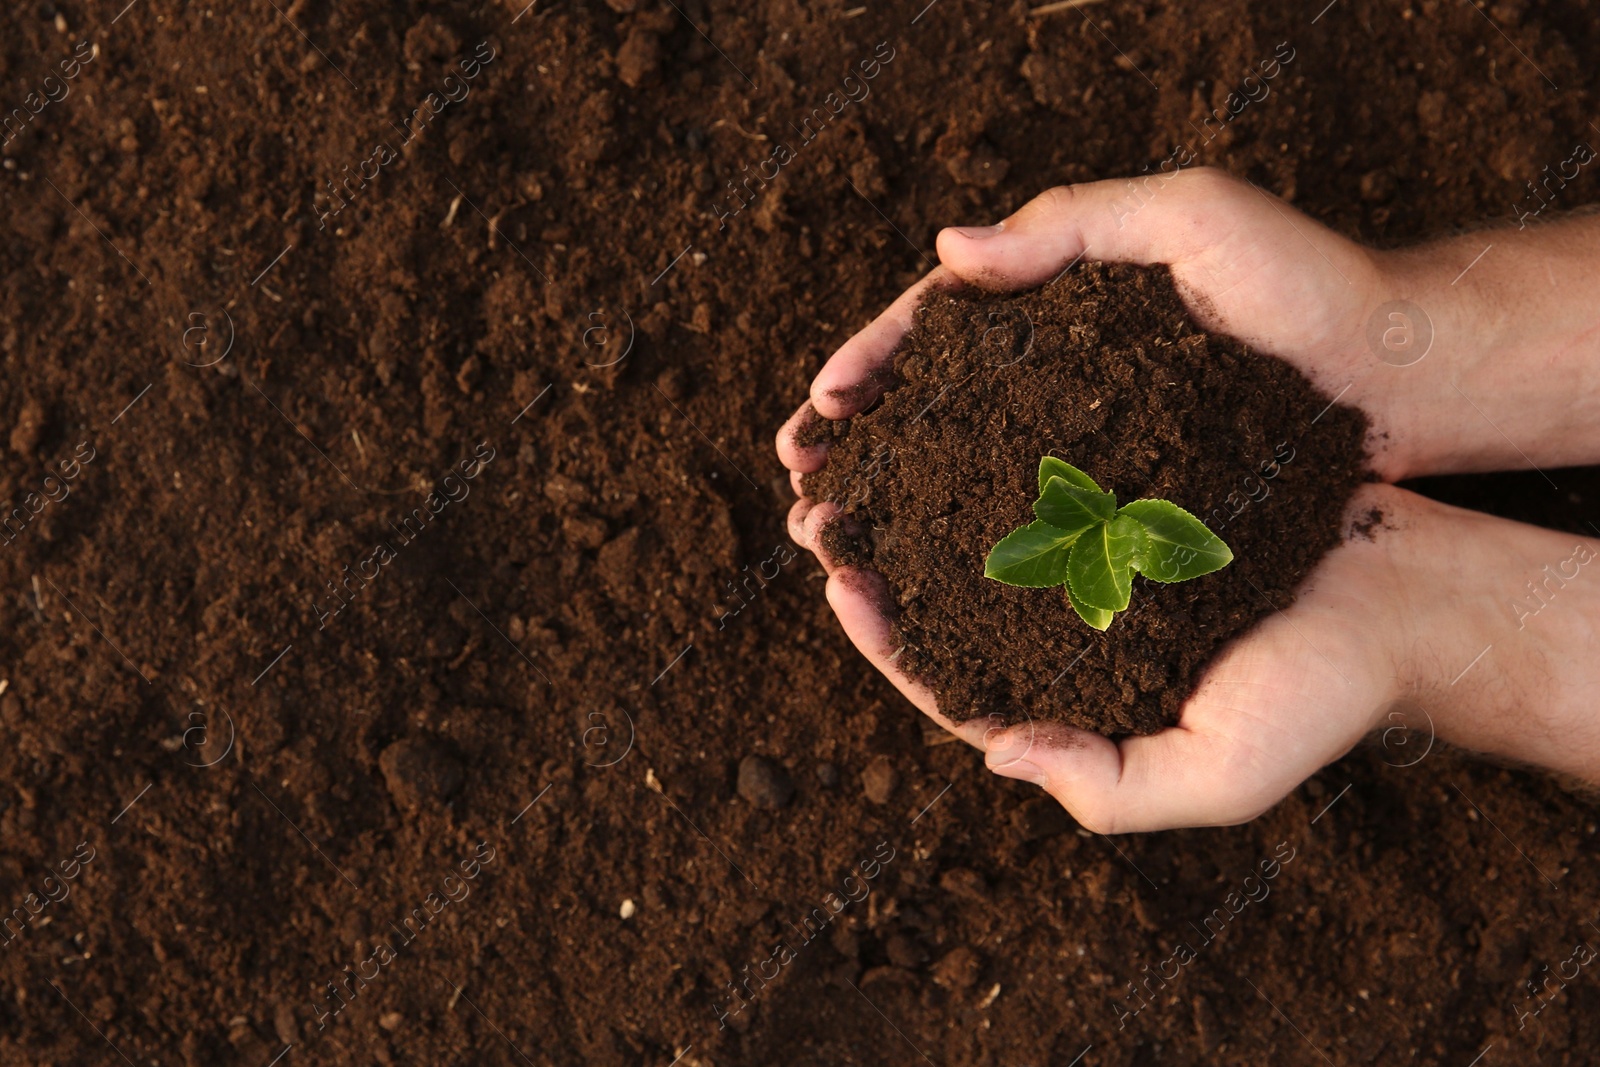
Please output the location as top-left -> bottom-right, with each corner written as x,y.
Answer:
804,264 -> 1370,735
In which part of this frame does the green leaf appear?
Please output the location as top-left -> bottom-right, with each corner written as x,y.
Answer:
1038,456 -> 1101,495
1066,514 -> 1144,611
991,457 -> 1236,627
983,520 -> 1081,587
1118,499 -> 1234,583
1065,581 -> 1114,631
1034,476 -> 1116,533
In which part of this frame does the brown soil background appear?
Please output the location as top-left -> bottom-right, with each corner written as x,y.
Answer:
801,264 -> 1370,735
2,2 -> 1598,1065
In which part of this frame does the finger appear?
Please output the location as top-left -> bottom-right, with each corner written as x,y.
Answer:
983,721 -> 1286,834
933,168 -> 1244,290
776,400 -> 830,474
802,501 -> 849,573
810,265 -> 958,420
787,496 -> 814,549
825,565 -> 986,747
789,468 -> 806,497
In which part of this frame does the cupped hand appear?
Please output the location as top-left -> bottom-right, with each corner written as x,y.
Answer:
794,478 -> 1600,833
791,482 -> 1408,832
778,166 -> 1419,487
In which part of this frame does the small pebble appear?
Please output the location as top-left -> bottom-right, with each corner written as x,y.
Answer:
737,755 -> 793,808
619,898 -> 636,920
379,1012 -> 403,1031
816,761 -> 840,789
861,755 -> 899,805
10,399 -> 46,456
273,1003 -> 299,1046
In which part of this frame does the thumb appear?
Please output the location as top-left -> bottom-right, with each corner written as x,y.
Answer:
983,720 -> 1290,834
933,169 -> 1239,290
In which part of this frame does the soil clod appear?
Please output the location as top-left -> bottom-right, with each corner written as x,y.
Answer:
377,738 -> 466,810
861,754 -> 900,805
931,946 -> 983,991
736,755 -> 794,809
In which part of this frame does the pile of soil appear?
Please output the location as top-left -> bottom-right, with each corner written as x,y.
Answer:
802,264 -> 1369,735
3,1 -> 1600,1065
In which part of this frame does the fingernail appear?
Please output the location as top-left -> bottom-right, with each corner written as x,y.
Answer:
952,223 -> 1004,240
985,729 -> 1042,781
991,759 -> 1046,786
984,727 -> 1028,759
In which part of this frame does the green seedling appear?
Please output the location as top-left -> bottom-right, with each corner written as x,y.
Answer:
983,456 -> 1234,630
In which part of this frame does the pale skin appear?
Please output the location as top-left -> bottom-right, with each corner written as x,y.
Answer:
776,167 -> 1600,833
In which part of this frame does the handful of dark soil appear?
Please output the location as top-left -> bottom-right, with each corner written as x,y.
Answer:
801,264 -> 1371,736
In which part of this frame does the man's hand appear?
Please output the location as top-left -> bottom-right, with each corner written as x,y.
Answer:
780,167 -> 1416,483
794,481 -> 1600,832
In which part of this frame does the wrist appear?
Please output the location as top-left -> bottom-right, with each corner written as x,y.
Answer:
1360,241 -> 1495,479
1391,493 -> 1600,782
1367,219 -> 1600,478
1370,240 -> 1493,368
